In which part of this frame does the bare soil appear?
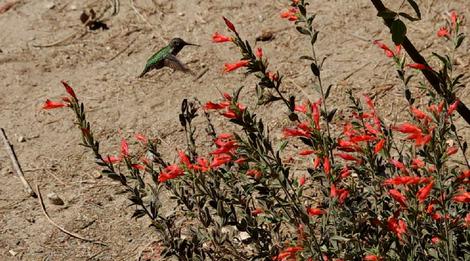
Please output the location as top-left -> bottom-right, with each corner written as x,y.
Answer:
1,0 -> 469,260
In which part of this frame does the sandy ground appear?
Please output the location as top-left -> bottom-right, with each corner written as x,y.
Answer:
0,0 -> 469,260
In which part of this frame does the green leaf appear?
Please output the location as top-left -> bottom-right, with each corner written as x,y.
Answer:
296,26 -> 310,35
391,19 -> 407,44
406,0 -> 421,19
330,235 -> 351,242
310,63 -> 320,77
377,9 -> 397,20
324,84 -> 332,99
456,34 -> 465,49
398,12 -> 419,22
300,55 -> 314,61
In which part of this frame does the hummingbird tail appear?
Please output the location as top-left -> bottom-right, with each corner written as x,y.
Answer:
138,69 -> 148,78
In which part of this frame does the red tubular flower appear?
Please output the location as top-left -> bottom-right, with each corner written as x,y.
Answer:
294,104 -> 307,113
431,236 -> 440,244
411,158 -> 425,169
211,140 -> 237,155
135,133 -> 147,143
121,138 -> 129,157
330,184 -> 349,204
387,217 -> 407,241
312,102 -> 320,129
447,146 -> 458,156
251,208 -> 263,216
307,207 -> 325,216
159,164 -> 184,182
364,255 -> 381,261
193,157 -> 210,172
389,159 -> 406,171
103,155 -> 121,164
437,27 -> 450,37
452,192 -> 470,203
203,101 -> 227,110
338,139 -> 361,152
313,157 -> 321,169
374,139 -> 386,154
447,100 -> 460,116
410,107 -> 428,120
450,11 -> 458,28
350,135 -> 376,143
224,60 -> 249,73
274,246 -> 303,261
178,151 -> 192,168
336,153 -> 360,162
393,123 -> 422,134
42,99 -> 67,110
416,181 -> 434,203
340,166 -> 351,179
282,128 -> 311,138
299,149 -> 315,156
212,32 -> 232,43
457,170 -> 470,180
384,176 -> 429,186
373,40 -> 394,58
131,164 -> 145,170
389,189 -> 407,206
246,169 -> 262,179
280,7 -> 299,21
407,63 -> 432,70
323,157 -> 331,174
256,47 -> 263,58
61,80 -> 77,100
299,176 -> 306,186
210,154 -> 232,168
222,16 -> 237,33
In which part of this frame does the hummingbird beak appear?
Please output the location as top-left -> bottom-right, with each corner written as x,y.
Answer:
184,42 -> 200,47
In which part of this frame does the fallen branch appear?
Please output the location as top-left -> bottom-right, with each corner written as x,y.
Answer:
369,0 -> 470,125
1,128 -> 36,198
36,184 -> 107,246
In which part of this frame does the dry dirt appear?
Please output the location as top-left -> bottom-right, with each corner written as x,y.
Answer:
0,0 -> 469,260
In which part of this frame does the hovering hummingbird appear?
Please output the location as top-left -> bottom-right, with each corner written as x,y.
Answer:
138,38 -> 199,78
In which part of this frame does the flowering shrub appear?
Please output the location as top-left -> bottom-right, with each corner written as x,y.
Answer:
43,0 -> 469,260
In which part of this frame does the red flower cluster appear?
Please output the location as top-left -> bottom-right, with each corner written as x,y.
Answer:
273,246 -> 303,261
204,93 -> 245,119
224,60 -> 249,73
393,122 -> 431,146
42,81 -> 77,109
212,32 -> 232,43
280,7 -> 299,21
387,217 -> 407,241
373,40 -> 401,58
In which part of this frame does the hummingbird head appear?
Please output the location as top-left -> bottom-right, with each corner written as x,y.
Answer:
170,38 -> 199,54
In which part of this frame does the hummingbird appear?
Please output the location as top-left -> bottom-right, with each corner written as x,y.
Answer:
138,38 -> 199,78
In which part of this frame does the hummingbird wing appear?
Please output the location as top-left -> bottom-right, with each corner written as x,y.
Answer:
163,54 -> 193,74
138,45 -> 171,78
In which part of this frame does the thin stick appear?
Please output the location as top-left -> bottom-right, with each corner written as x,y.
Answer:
36,184 -> 107,246
109,38 -> 137,61
1,128 -> 37,197
130,0 -> 153,27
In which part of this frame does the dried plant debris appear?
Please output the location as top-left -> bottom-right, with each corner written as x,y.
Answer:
80,8 -> 109,30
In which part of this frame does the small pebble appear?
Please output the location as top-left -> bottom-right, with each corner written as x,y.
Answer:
17,136 -> 25,142
44,2 -> 55,9
93,171 -> 102,179
178,12 -> 185,16
9,250 -> 17,256
47,192 -> 65,205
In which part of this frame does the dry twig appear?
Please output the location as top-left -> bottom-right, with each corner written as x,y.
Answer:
36,184 -> 107,246
1,128 -> 36,197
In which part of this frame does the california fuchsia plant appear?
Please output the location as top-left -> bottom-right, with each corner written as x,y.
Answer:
43,0 -> 469,260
